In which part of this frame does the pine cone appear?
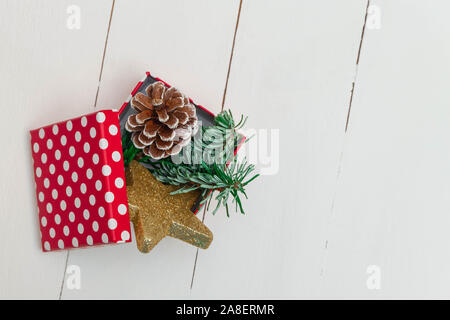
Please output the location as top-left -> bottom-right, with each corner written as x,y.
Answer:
125,81 -> 198,159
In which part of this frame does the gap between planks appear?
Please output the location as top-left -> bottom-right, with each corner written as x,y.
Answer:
190,0 -> 243,291
318,0 -> 371,289
345,0 -> 370,132
221,0 -> 243,112
59,0 -> 116,300
190,200 -> 210,291
58,251 -> 70,300
94,0 -> 116,108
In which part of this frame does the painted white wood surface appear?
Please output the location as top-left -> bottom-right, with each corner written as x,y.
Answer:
320,0 -> 450,299
0,0 -> 112,298
62,0 -> 239,299
4,0 -> 450,299
191,0 -> 368,299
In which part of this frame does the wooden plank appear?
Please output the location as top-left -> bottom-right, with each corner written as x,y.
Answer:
320,0 -> 450,298
191,0 -> 368,298
63,0 -> 239,299
0,0 -> 112,298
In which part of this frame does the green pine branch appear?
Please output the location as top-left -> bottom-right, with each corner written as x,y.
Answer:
143,157 -> 258,216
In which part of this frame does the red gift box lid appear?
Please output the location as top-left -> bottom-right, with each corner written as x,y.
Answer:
30,110 -> 131,251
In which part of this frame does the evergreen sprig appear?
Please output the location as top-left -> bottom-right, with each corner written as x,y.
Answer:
144,157 -> 258,216
122,110 -> 259,216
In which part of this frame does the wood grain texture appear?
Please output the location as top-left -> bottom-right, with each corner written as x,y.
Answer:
320,0 -> 450,298
191,0 -> 368,299
0,0 -> 112,298
62,0 -> 239,299
5,0 -> 449,300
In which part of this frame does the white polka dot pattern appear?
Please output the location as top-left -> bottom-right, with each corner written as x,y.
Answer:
30,110 -> 131,251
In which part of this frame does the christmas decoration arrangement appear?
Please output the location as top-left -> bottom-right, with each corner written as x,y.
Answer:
30,72 -> 258,254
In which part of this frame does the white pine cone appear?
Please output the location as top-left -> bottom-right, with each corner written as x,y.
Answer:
125,81 -> 198,159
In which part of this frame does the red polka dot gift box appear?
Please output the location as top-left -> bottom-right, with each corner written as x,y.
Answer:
30,110 -> 131,252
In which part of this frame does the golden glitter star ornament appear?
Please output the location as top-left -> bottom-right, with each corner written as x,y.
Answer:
125,160 -> 213,253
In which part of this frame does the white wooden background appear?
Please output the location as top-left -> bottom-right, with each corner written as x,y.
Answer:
1,0 -> 449,299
